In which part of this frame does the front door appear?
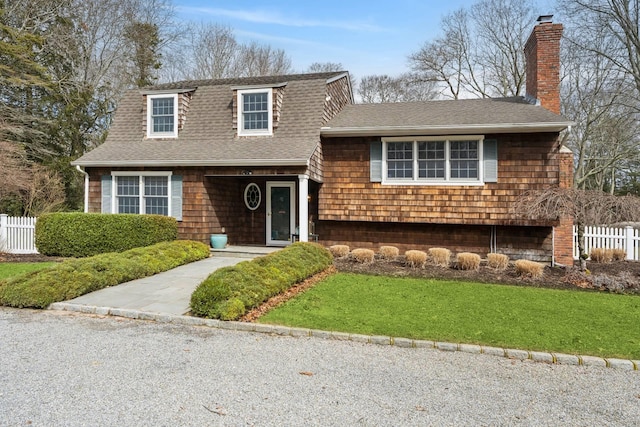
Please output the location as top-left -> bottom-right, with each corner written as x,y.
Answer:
266,182 -> 295,246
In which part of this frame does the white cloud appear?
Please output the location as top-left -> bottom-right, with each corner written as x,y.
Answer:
177,6 -> 384,32
235,29 -> 327,47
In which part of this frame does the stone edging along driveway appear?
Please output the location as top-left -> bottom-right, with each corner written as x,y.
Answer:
48,302 -> 639,372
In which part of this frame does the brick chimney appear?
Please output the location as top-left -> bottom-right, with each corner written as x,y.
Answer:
524,15 -> 563,114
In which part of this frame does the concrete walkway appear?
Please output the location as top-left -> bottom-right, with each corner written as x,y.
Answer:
67,251 -> 261,315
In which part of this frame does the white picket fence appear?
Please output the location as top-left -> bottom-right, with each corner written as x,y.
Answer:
0,214 -> 38,254
573,225 -> 640,261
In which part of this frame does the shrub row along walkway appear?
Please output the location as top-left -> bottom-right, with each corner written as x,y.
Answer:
65,250 -> 262,315
53,247 -> 638,370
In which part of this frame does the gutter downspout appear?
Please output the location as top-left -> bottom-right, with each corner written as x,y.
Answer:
75,165 -> 89,213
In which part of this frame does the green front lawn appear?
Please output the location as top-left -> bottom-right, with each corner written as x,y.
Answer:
259,273 -> 640,359
0,263 -> 57,280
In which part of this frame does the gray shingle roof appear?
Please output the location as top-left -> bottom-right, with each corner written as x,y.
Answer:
73,72 -> 347,167
74,74 -> 573,167
321,97 -> 573,136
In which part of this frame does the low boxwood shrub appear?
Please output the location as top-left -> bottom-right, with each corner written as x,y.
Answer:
35,212 -> 178,257
0,240 -> 209,309
405,250 -> 427,268
487,253 -> 509,270
351,248 -> 375,264
428,248 -> 451,267
456,252 -> 481,270
589,248 -> 611,263
514,259 -> 545,279
328,244 -> 350,258
379,246 -> 400,260
610,248 -> 626,261
190,242 -> 333,320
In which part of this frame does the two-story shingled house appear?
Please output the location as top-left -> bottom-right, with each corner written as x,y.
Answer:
73,18 -> 574,264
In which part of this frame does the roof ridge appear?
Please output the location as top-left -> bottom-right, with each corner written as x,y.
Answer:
144,71 -> 348,90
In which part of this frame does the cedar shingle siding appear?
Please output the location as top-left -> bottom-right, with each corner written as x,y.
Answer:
320,133 -> 562,225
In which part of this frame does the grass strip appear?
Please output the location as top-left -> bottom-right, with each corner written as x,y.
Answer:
0,262 -> 58,280
259,273 -> 640,359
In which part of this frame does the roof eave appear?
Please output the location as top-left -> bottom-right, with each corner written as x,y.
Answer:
71,159 -> 310,168
320,122 -> 574,137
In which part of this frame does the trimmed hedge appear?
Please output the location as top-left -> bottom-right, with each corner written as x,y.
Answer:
191,242 -> 333,320
0,240 -> 210,309
35,212 -> 178,257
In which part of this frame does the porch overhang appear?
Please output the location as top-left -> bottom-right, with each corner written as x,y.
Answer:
320,122 -> 574,137
71,158 -> 310,168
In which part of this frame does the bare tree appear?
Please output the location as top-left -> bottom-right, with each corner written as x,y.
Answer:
20,166 -> 66,216
358,73 -> 437,103
557,2 -> 640,193
236,42 -> 293,77
306,62 -> 345,72
409,0 -> 536,99
171,24 -> 294,80
514,188 -> 640,269
181,23 -> 239,80
560,0 -> 640,101
0,141 -> 30,200
408,9 -> 469,99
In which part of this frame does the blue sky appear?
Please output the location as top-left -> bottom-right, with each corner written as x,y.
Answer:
174,0 -> 555,78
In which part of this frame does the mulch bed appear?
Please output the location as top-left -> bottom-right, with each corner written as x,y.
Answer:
239,266 -> 337,322
333,256 -> 640,294
0,253 -> 65,263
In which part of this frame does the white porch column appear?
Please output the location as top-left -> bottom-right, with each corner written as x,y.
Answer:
298,174 -> 309,242
75,165 -> 89,213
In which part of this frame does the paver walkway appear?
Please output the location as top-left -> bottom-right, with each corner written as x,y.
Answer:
66,249 -> 270,315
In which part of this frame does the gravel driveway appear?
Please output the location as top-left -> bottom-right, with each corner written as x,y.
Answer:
1,308 -> 639,426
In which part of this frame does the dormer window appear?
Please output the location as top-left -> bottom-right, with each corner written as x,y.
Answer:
147,94 -> 178,138
238,88 -> 273,136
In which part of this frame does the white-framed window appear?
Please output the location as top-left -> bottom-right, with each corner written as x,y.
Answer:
112,172 -> 172,215
237,88 -> 273,136
147,94 -> 178,138
383,136 -> 484,185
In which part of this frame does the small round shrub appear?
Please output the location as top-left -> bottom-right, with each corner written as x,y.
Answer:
329,245 -> 350,258
428,248 -> 451,267
487,253 -> 509,270
514,259 -> 545,279
379,246 -> 400,260
405,250 -> 427,268
351,248 -> 375,263
456,252 -> 481,270
589,248 -> 611,263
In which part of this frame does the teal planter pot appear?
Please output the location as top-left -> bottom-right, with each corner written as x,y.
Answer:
210,234 -> 228,249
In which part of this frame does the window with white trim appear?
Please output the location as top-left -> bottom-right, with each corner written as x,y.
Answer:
237,88 -> 273,136
383,136 -> 483,184
147,94 -> 178,138
114,173 -> 170,215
